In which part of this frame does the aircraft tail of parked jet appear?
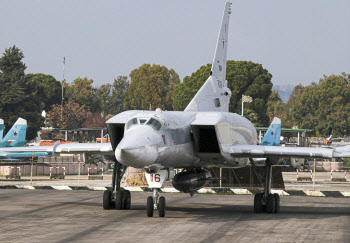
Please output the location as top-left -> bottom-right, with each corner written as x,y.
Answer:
0,118 -> 27,148
260,117 -> 281,146
185,1 -> 232,113
0,119 -> 4,141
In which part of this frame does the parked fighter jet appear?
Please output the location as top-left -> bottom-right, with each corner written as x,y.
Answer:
0,118 -> 53,161
2,2 -> 350,217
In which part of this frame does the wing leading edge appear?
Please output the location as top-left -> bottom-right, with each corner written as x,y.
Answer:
230,144 -> 350,159
0,142 -> 114,155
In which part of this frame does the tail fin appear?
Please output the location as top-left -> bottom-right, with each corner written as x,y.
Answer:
185,2 -> 232,112
0,118 -> 27,148
260,117 -> 281,146
0,119 -> 4,141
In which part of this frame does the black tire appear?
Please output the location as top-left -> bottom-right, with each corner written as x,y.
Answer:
147,196 -> 154,217
274,193 -> 280,214
115,189 -> 123,210
266,194 -> 276,214
254,193 -> 264,213
158,196 -> 166,217
103,190 -> 112,210
124,190 -> 131,210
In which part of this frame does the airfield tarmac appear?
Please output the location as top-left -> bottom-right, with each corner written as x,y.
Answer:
0,190 -> 349,242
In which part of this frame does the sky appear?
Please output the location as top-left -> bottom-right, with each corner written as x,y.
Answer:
1,0 -> 349,87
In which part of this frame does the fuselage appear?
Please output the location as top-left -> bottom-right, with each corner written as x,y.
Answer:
108,110 -> 257,170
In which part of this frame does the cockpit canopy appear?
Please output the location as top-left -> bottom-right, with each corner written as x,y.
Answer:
125,116 -> 163,131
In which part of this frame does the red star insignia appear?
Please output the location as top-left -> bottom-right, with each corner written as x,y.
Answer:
271,132 -> 274,135
13,131 -> 18,136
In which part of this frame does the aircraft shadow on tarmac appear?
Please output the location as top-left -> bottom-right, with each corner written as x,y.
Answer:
160,203 -> 350,223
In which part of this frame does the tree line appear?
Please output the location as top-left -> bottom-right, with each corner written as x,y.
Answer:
0,45 -> 348,139
267,73 -> 350,137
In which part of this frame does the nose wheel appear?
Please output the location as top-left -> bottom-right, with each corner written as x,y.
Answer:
147,188 -> 166,217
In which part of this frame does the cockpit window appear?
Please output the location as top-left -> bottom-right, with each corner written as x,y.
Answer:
126,118 -> 138,130
146,118 -> 162,130
139,118 -> 148,125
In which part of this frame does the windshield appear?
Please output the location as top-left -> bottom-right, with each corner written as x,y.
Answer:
139,118 -> 148,125
126,118 -> 138,130
146,118 -> 162,130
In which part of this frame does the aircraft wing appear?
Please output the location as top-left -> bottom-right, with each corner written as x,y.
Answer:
230,144 -> 350,159
0,142 -> 114,155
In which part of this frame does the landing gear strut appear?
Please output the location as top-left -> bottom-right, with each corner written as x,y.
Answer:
103,160 -> 131,210
253,158 -> 280,214
147,188 -> 166,217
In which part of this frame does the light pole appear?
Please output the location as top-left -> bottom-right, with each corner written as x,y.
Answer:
61,57 -> 65,119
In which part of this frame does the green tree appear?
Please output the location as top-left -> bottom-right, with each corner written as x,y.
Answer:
124,64 -> 180,111
64,77 -> 100,113
0,46 -> 44,140
289,73 -> 350,136
96,83 -> 112,116
107,76 -> 129,115
173,60 -> 273,126
25,73 -> 62,111
47,100 -> 90,129
283,84 -> 305,127
267,90 -> 285,123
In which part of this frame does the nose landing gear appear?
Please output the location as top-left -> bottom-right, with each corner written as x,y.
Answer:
145,170 -> 168,217
146,188 -> 166,217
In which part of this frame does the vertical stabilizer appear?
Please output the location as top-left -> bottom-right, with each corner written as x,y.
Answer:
185,2 -> 232,112
0,119 -> 4,141
0,118 -> 27,147
260,117 -> 281,146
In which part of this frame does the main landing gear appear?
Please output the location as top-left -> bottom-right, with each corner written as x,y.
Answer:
253,158 -> 280,214
103,160 -> 131,210
147,188 -> 166,217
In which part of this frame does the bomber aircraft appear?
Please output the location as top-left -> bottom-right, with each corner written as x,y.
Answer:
2,2 -> 350,217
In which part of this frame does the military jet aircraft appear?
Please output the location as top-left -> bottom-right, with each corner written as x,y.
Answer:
0,118 -> 53,161
2,2 -> 350,217
0,118 -> 27,148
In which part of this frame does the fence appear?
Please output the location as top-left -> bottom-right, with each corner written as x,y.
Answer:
297,169 -> 313,181
50,167 -> 66,179
331,170 -> 347,182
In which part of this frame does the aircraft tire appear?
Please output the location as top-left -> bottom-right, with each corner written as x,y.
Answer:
274,193 -> 280,213
158,196 -> 166,217
103,190 -> 113,210
124,190 -> 131,210
115,189 -> 123,210
266,194 -> 276,214
147,196 -> 154,217
253,193 -> 264,213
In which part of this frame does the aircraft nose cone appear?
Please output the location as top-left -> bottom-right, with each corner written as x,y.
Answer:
115,126 -> 161,167
115,145 -> 158,167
